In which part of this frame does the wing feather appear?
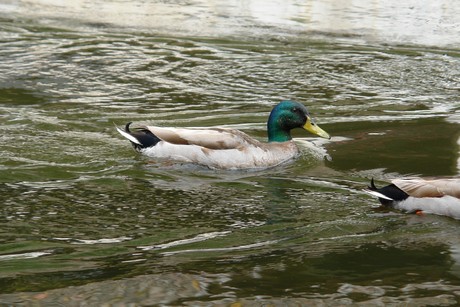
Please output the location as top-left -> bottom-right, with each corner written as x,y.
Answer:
144,126 -> 260,150
392,178 -> 460,199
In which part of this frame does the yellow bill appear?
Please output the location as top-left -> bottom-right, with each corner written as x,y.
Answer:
303,117 -> 330,139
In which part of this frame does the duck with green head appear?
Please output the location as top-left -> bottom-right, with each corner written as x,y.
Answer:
117,100 -> 330,169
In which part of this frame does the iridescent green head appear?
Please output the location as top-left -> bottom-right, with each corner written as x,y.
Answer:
267,100 -> 330,142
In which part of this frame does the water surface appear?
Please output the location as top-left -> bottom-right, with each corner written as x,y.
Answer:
1,0 -> 460,305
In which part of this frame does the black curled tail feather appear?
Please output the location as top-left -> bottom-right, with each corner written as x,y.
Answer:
368,178 -> 378,191
124,122 -> 161,150
125,122 -> 133,134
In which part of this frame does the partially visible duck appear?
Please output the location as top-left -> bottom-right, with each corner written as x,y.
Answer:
365,177 -> 460,219
116,100 -> 330,170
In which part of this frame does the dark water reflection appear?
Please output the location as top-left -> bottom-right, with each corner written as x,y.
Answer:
1,0 -> 460,305
329,118 -> 460,175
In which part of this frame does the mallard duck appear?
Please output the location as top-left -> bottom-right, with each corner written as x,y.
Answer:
365,177 -> 460,219
116,100 -> 330,169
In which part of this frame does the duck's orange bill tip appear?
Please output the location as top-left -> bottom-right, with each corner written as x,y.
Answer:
415,210 -> 424,216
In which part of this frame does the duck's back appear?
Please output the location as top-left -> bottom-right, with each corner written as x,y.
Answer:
392,178 -> 460,198
146,126 -> 257,150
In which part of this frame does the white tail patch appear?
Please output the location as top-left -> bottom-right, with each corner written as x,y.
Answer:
363,189 -> 394,201
116,126 -> 142,145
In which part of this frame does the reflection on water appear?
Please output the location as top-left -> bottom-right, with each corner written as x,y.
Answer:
5,0 -> 460,47
328,118 -> 460,176
0,0 -> 460,305
2,239 -> 460,305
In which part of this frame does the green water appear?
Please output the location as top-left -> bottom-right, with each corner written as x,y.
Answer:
1,0 -> 460,305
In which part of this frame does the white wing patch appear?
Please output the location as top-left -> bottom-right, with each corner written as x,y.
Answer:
116,126 -> 142,145
363,189 -> 394,201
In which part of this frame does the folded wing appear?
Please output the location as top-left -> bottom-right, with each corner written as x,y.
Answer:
144,126 -> 260,150
392,178 -> 460,199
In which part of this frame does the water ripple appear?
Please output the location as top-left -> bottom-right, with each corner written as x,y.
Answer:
139,231 -> 231,251
1,1 -> 460,303
0,250 -> 53,261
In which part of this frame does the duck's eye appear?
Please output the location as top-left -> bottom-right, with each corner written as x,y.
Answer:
292,107 -> 301,114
